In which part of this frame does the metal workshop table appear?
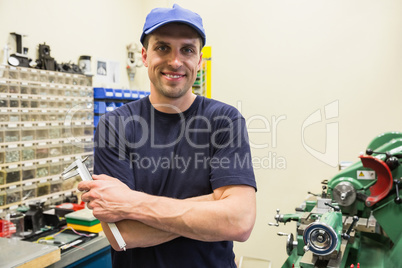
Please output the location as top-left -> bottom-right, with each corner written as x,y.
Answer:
48,235 -> 112,268
0,237 -> 60,268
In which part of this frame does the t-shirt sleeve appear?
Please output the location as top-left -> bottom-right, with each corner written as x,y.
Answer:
209,115 -> 256,191
93,114 -> 134,189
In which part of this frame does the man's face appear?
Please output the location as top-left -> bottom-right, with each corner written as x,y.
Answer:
142,23 -> 203,99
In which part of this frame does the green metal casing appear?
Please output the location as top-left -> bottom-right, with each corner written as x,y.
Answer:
279,132 -> 402,268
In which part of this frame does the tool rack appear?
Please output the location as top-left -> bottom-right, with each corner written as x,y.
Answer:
0,64 -> 94,211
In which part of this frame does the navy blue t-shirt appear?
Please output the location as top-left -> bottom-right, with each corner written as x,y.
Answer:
94,96 -> 256,268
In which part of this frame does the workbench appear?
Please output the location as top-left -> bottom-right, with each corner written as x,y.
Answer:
48,235 -> 112,268
0,234 -> 111,268
0,237 -> 60,268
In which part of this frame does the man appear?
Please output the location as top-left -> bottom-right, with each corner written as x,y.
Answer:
78,4 -> 256,267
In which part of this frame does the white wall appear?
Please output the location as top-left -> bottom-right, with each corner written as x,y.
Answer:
0,0 -> 149,90
2,0 -> 402,266
156,0 -> 402,266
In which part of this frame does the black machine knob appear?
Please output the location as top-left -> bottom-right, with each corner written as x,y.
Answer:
386,157 -> 400,170
394,179 -> 402,204
342,216 -> 359,240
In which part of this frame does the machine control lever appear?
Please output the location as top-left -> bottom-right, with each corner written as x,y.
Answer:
307,191 -> 320,197
277,232 -> 288,236
324,202 -> 340,212
277,232 -> 298,256
342,216 -> 359,240
268,209 -> 280,227
366,149 -> 400,170
394,179 -> 402,204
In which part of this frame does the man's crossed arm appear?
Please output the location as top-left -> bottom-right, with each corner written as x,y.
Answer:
78,174 -> 256,251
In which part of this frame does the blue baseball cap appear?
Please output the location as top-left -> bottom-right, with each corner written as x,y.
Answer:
140,4 -> 206,47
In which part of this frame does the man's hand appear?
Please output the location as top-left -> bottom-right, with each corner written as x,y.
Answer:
78,174 -> 142,223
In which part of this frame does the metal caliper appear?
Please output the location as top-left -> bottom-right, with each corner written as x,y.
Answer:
61,156 -> 127,251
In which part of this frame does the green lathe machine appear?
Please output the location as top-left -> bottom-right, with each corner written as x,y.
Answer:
270,132 -> 402,268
